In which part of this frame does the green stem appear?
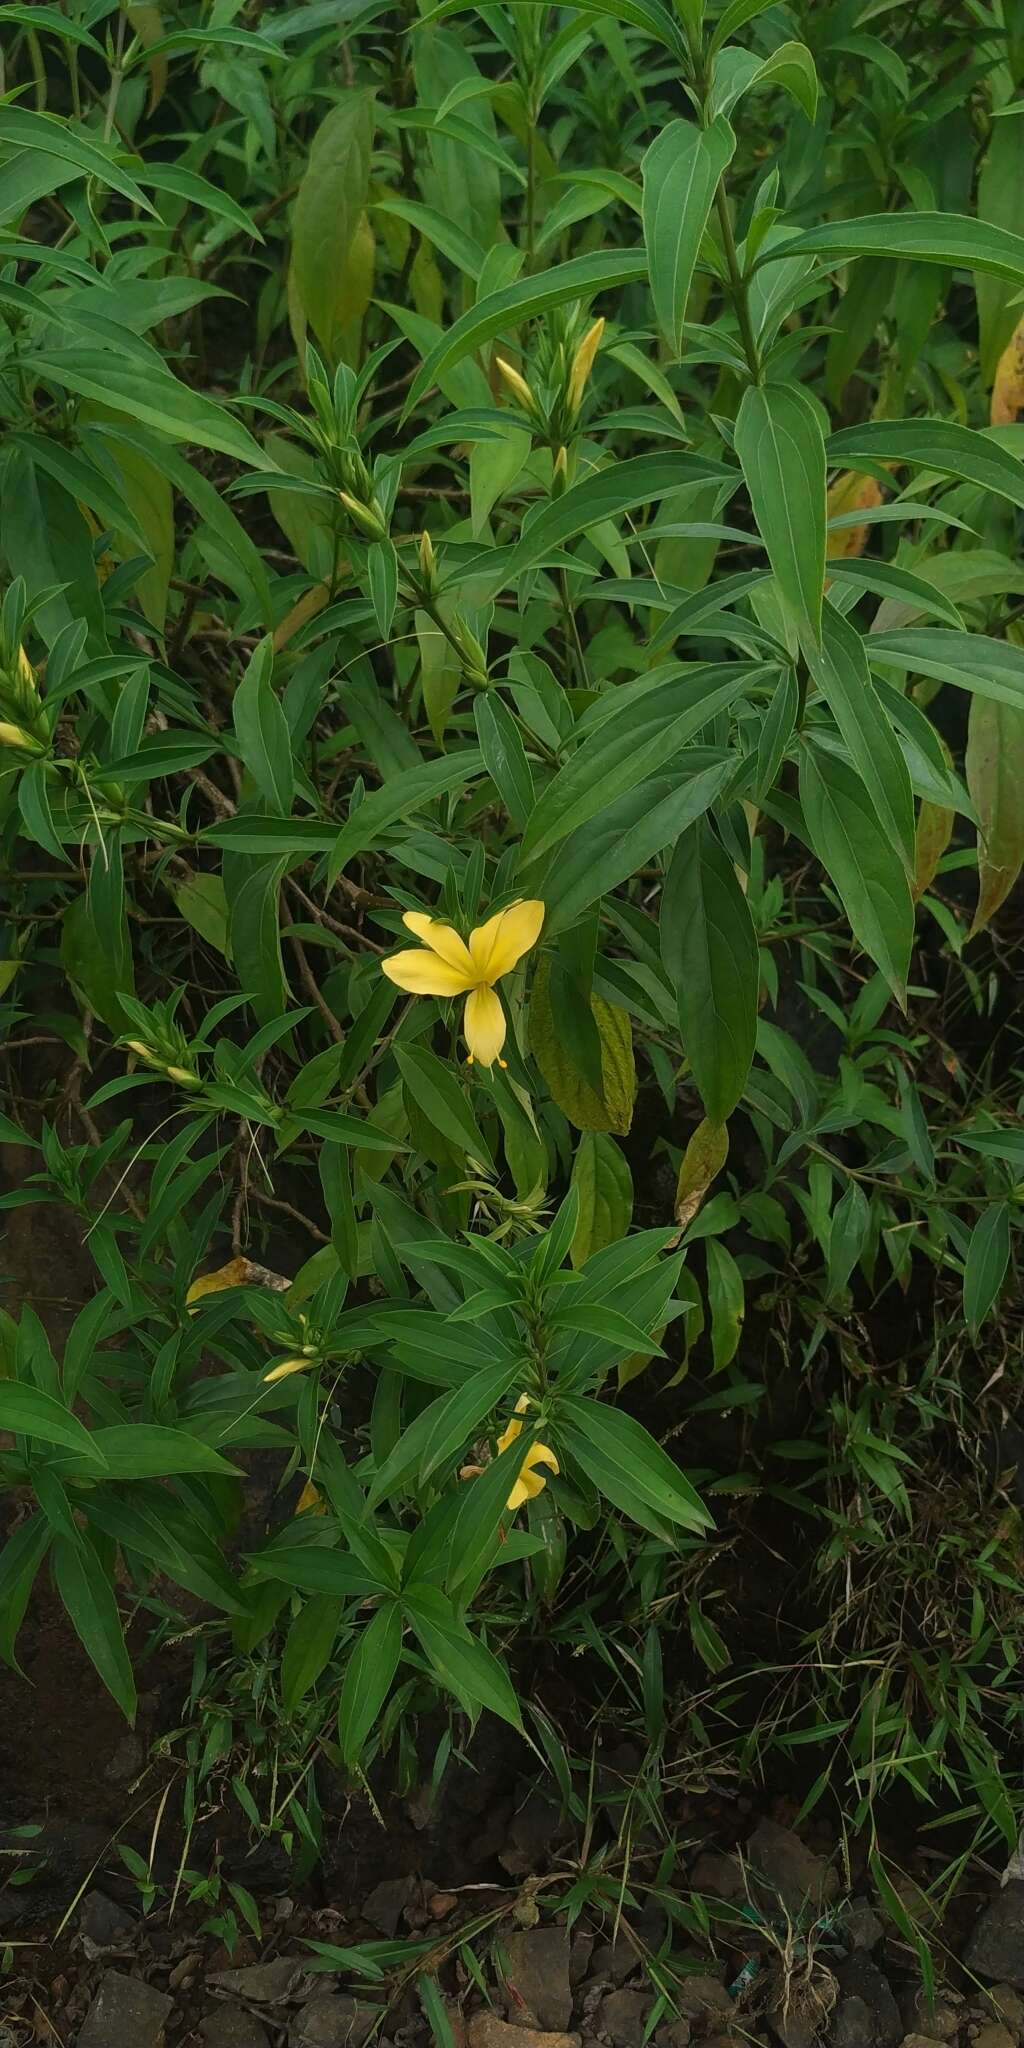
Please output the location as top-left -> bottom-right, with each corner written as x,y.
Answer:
713,185 -> 761,385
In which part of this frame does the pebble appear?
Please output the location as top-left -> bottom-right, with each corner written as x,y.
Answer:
77,1969 -> 173,2048
200,2012 -> 271,2048
503,1928 -> 573,2031
468,2015 -> 580,2048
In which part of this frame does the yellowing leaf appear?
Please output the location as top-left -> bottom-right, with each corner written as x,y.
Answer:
912,798 -> 954,903
826,470 -> 884,561
186,1257 -> 289,1307
674,1117 -> 729,1233
528,958 -> 635,1134
991,315 -> 1024,425
965,688 -> 1024,934
290,92 -> 375,359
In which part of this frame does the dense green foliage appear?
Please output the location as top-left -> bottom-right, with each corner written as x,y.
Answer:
0,0 -> 1022,1895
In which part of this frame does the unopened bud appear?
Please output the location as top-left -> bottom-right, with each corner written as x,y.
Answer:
551,445 -> 569,496
567,317 -> 604,414
338,489 -> 388,542
0,721 -> 37,752
166,1064 -> 201,1088
495,355 -> 535,414
418,529 -> 437,583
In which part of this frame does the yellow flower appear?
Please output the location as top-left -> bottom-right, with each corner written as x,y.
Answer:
495,355 -> 535,413
567,317 -> 604,414
381,900 -> 544,1068
496,1408 -> 560,1512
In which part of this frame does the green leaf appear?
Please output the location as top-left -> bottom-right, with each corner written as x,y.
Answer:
26,352 -> 266,469
233,636 -> 294,814
418,1358 -> 523,1485
395,1045 -> 494,1173
799,746 -> 913,1004
965,693 -> 1024,936
828,419 -> 1024,512
402,250 -> 648,418
963,1203 -> 1011,1339
85,1493 -> 246,1616
338,1600 -> 403,1768
804,603 -> 915,874
570,1132 -> 634,1268
0,106 -> 153,212
282,1594 -> 341,1714
291,91 -> 376,357
328,751 -> 484,884
661,820 -> 759,1123
422,0 -> 686,59
642,117 -> 735,357
868,629 -> 1024,711
712,40 -> 819,122
706,1238 -> 744,1371
542,752 -> 735,934
416,608 -> 462,747
404,1582 -> 523,1728
498,451 -> 732,589
521,665 -> 752,865
56,1425 -> 236,1480
976,112 -> 1024,382
762,211 -> 1024,287
0,1383 -> 106,1465
734,383 -> 826,648
557,1395 -> 712,1536
474,694 -> 534,831
52,1533 -> 136,1723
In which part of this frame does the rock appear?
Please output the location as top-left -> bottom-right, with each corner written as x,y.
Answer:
468,2018 -> 579,2048
599,1990 -> 654,2048
982,1988 -> 1024,2037
77,1969 -> 173,2048
591,1937 -> 638,1987
500,1790 -> 564,1877
901,2036 -> 952,2048
832,1998 -> 875,2048
964,1887 -> 1024,1988
570,1932 -> 594,1985
504,1929 -> 573,2031
899,1987 -> 962,2040
209,1957 -> 308,2004
78,1890 -> 137,1952
655,2024 -> 691,2048
290,1996 -> 381,2048
689,1852 -> 746,1902
200,2014 -> 271,2048
363,1877 -> 415,1937
675,1978 -> 733,2024
104,1732 -> 145,1784
832,1961 -> 901,2048
430,1892 -> 458,1922
973,2028 -> 1016,2048
843,1904 -> 884,1954
747,1822 -> 839,1918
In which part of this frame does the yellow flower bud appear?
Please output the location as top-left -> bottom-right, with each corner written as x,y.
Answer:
0,722 -> 34,751
419,529 -> 436,579
567,316 -> 605,414
495,355 -> 535,413
166,1065 -> 201,1088
263,1355 -> 315,1384
125,1039 -> 158,1064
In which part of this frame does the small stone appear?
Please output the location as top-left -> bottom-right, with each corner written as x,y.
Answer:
901,2035 -> 951,2048
77,1970 -> 173,2048
291,1996 -> 382,2048
973,2027 -> 1015,2048
964,1888 -> 1024,1988
104,1733 -> 145,1784
900,1988 -> 962,2040
832,1998 -> 875,2048
168,1953 -> 202,1992
504,1929 -> 573,2031
200,2013 -> 271,2048
834,1960 -> 901,2048
209,1958 -> 307,2005
78,1891 -> 136,1951
676,1978 -> 733,2024
843,1904 -> 884,1954
689,1852 -> 745,1902
429,1892 -> 458,1921
747,1822 -> 839,1918
468,2017 -> 579,2048
983,1989 -> 1024,2037
363,1878 -> 415,1937
599,1990 -> 654,2048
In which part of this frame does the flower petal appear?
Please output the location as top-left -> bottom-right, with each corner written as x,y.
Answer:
495,1415 -> 524,1456
506,1440 -> 559,1511
263,1356 -> 313,1384
469,900 -> 545,983
463,984 -> 506,1066
401,912 -> 476,980
382,950 -> 474,997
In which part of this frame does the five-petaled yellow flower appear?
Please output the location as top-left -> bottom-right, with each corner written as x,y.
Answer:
496,1398 -> 560,1512
381,900 -> 544,1068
